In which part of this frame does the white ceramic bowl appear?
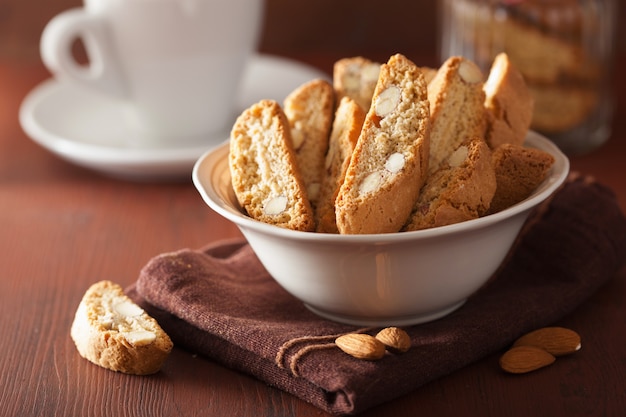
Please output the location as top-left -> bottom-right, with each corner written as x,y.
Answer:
192,132 -> 569,326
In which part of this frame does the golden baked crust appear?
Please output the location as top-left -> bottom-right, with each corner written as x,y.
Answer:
229,99 -> 315,232
428,56 -> 487,174
333,56 -> 381,112
335,53 -> 430,234
488,143 -> 555,214
483,53 -> 534,148
70,280 -> 173,375
283,79 -> 335,206
404,137 -> 496,231
315,96 -> 365,233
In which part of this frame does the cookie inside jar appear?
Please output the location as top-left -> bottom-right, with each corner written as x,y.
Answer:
438,0 -> 617,154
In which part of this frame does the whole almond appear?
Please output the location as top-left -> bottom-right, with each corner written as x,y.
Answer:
458,59 -> 483,84
499,345 -> 556,374
513,327 -> 581,356
335,333 -> 386,360
375,327 -> 411,353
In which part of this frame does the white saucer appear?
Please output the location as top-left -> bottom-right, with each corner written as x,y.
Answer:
19,54 -> 329,181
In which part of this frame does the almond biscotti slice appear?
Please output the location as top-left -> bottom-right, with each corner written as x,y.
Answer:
333,56 -> 381,112
483,53 -> 534,149
229,99 -> 315,232
404,136 -> 496,231
487,143 -> 555,214
335,53 -> 431,234
315,96 -> 366,233
428,56 -> 487,175
70,280 -> 173,375
283,79 -> 335,206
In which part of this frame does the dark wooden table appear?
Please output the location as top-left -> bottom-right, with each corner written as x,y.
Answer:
1,3 -> 626,416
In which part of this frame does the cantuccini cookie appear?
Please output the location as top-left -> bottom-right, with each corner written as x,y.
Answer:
427,56 -> 487,174
315,96 -> 366,233
333,56 -> 381,112
70,280 -> 173,375
483,53 -> 534,149
488,143 -> 555,214
404,136 -> 496,231
335,53 -> 430,234
283,79 -> 335,206
229,99 -> 315,232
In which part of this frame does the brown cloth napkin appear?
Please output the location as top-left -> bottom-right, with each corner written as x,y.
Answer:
128,173 -> 626,415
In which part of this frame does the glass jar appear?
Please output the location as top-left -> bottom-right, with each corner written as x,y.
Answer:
438,0 -> 617,154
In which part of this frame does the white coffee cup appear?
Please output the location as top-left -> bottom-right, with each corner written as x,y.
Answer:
40,0 -> 263,145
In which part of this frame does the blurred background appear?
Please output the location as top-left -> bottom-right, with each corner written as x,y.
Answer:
6,0 -> 623,74
1,0 -> 623,77
0,1 -> 430,70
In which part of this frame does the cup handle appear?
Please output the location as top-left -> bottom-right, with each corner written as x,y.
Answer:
40,8 -> 127,99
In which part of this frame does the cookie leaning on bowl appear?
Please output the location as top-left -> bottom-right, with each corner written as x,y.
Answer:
483,52 -> 534,149
427,56 -> 487,175
315,96 -> 366,233
229,99 -> 315,232
283,79 -> 335,207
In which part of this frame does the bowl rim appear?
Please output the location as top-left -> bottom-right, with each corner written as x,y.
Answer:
192,131 -> 570,243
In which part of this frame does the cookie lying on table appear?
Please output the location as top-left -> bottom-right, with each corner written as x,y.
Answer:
71,280 -> 172,375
